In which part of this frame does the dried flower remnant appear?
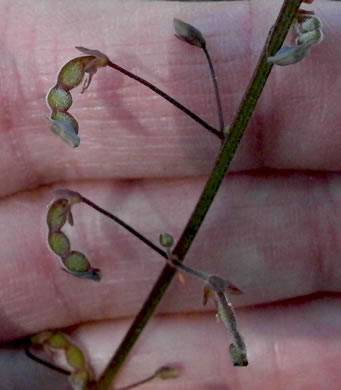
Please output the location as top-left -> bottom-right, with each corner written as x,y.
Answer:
160,233 -> 246,366
46,47 -> 109,147
46,191 -> 101,282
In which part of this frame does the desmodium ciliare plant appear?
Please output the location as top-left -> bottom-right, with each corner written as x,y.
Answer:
28,1 -> 323,389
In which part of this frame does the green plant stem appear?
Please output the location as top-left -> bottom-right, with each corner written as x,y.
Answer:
80,195 -> 168,259
95,2 -> 303,389
107,60 -> 222,139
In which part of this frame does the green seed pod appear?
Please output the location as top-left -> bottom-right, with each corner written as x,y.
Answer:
48,231 -> 71,257
47,86 -> 72,111
63,251 -> 90,273
66,344 -> 86,369
57,56 -> 94,91
47,331 -> 69,349
51,111 -> 79,134
47,199 -> 69,231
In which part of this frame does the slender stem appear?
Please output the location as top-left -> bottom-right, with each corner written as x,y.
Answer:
80,195 -> 168,260
24,342 -> 70,376
116,374 -> 155,390
203,46 -> 225,133
107,60 -> 222,139
94,2 -> 303,389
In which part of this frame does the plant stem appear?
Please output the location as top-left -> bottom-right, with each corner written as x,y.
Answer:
107,60 -> 222,139
94,2 -> 303,389
80,195 -> 168,260
203,46 -> 225,133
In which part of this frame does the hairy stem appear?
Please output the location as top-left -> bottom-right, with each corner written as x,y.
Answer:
95,1 -> 303,389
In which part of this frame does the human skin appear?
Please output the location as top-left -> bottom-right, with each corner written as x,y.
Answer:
0,0 -> 340,389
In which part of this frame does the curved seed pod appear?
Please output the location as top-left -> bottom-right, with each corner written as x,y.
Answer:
46,117 -> 80,148
47,199 -> 69,231
48,231 -> 71,257
47,87 -> 73,112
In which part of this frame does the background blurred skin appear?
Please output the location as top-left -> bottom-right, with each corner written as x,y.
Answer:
0,0 -> 341,389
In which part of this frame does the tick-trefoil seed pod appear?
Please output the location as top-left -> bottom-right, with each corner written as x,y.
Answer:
47,47 -> 109,147
47,192 -> 101,282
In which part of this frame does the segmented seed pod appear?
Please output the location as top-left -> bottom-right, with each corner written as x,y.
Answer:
47,48 -> 109,148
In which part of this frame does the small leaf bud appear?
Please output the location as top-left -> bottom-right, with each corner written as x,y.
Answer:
159,233 -> 174,248
155,366 -> 179,380
173,18 -> 206,49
